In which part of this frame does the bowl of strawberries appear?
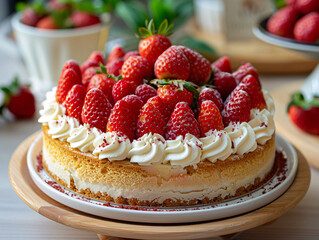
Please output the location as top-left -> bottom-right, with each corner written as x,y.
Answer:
11,0 -> 111,93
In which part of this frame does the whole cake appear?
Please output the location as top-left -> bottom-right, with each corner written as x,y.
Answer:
38,22 -> 276,207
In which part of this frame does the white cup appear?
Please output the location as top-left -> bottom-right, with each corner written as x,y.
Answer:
11,13 -> 110,93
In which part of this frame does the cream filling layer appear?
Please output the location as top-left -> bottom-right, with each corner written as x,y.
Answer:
42,144 -> 275,203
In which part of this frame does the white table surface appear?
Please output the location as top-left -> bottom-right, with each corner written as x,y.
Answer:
1,75 -> 319,240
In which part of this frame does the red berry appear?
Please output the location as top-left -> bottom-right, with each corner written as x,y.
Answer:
296,0 -> 319,15
214,70 -> 237,100
121,56 -> 153,88
157,84 -> 193,112
197,88 -> 223,114
139,35 -> 172,65
155,46 -> 190,81
70,11 -> 100,28
106,59 -> 124,77
135,84 -> 157,103
112,79 -> 135,103
21,8 -> 40,27
294,12 -> 319,44
124,51 -> 140,62
80,59 -> 100,74
289,105 -> 319,134
198,100 -> 224,137
212,56 -> 232,73
233,62 -> 260,85
87,74 -> 116,105
81,66 -> 100,89
266,6 -> 299,38
177,46 -> 212,84
81,88 -> 112,131
63,84 -> 86,122
36,16 -> 57,29
107,96 -> 143,141
136,99 -> 166,138
166,102 -> 200,140
61,60 -> 82,80
222,90 -> 251,127
147,96 -> 171,124
107,45 -> 125,65
7,87 -> 35,118
88,51 -> 105,65
121,94 -> 144,119
56,69 -> 81,103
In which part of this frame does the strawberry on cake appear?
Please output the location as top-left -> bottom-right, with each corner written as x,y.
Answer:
38,20 -> 276,207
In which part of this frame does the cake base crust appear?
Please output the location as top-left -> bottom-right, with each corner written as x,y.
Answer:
42,126 -> 276,207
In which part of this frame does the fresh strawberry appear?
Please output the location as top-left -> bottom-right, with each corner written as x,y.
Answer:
233,62 -> 260,85
107,45 -> 125,65
70,11 -> 100,28
286,0 -> 297,5
36,15 -> 57,29
166,102 -> 200,140
198,100 -> 224,137
147,96 -> 171,124
80,59 -> 100,74
56,69 -> 81,103
124,51 -> 140,62
121,94 -> 144,119
112,79 -> 135,103
222,90 -> 251,127
81,66 -> 100,88
81,88 -> 112,131
136,99 -> 166,138
154,46 -> 190,81
21,8 -> 40,27
87,74 -> 116,105
63,84 -> 86,122
49,0 -> 70,10
287,92 -> 319,134
135,84 -> 157,103
177,46 -> 212,85
0,77 -> 35,119
294,12 -> 319,44
296,0 -> 319,15
138,19 -> 172,65
107,97 -> 142,141
266,6 -> 299,39
157,81 -> 194,112
106,59 -> 123,77
61,60 -> 82,80
225,75 -> 266,110
88,51 -> 105,65
211,56 -> 232,73
213,70 -> 237,100
197,88 -> 223,114
121,56 -> 153,88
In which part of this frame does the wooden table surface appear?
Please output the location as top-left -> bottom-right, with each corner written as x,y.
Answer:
1,75 -> 319,239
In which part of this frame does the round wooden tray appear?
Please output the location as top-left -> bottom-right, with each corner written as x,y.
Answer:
9,132 -> 310,240
272,81 -> 319,169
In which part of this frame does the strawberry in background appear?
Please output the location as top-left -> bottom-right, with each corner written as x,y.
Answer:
0,77 -> 35,119
294,12 -> 319,43
288,92 -> 319,135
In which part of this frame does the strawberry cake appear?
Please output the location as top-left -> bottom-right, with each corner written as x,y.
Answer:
38,20 -> 276,207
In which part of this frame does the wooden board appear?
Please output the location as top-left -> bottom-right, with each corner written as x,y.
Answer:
272,81 -> 319,169
186,19 -> 317,74
8,132 -> 310,240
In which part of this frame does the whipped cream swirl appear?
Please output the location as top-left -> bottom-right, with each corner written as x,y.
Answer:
93,132 -> 131,161
128,133 -> 166,165
225,122 -> 257,155
38,102 -> 66,125
249,109 -> 275,145
164,134 -> 202,168
263,90 -> 275,116
48,115 -> 79,141
67,124 -> 101,152
200,130 -> 232,163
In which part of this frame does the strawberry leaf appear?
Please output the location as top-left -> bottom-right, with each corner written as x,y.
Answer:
288,92 -> 319,111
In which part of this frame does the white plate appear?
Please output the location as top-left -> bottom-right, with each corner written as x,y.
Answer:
27,134 -> 298,223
